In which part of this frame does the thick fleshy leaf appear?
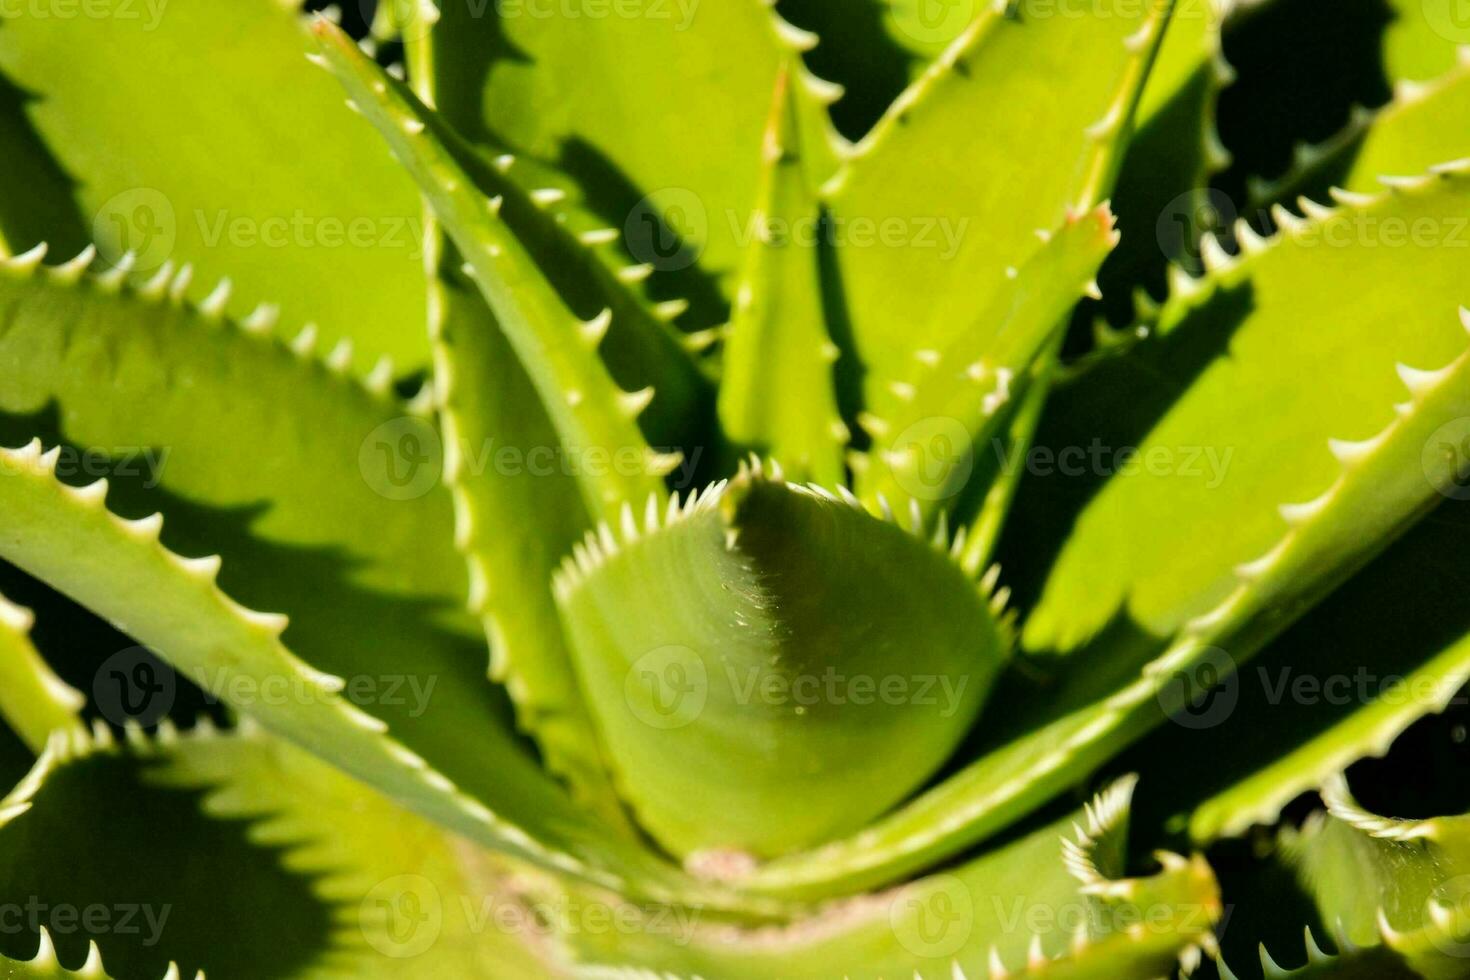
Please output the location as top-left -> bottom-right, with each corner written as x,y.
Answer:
0,726 -> 329,980
553,465 -> 1008,860
1098,0 -> 1234,321
738,169 -> 1470,902
717,64 -> 848,485
140,720 -> 557,978
562,778 -> 1221,979
854,204 -> 1117,520
1025,170 -> 1470,654
1207,775 -> 1470,978
1382,0 -> 1464,83
0,593 -> 80,754
0,0 -> 428,373
314,23 -> 676,521
0,440 -> 788,919
824,0 -> 1172,409
1250,54 -> 1470,210
432,0 -> 840,303
1121,495 -> 1470,843
0,242 -> 553,856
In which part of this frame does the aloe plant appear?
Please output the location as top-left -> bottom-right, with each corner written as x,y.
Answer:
1,0 -> 1470,976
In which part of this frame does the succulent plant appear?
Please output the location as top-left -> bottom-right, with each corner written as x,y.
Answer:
2,0 -> 1470,977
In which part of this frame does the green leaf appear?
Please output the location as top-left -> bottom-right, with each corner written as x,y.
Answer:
0,593 -> 80,754
561,777 -> 1221,979
1210,775 -> 1470,978
313,23 -> 676,522
553,465 -> 1009,860
853,204 -> 1118,519
824,0 -> 1172,409
717,63 -> 848,485
433,0 -> 838,301
1383,0 -> 1465,83
1098,0 -> 1234,320
740,170 -> 1470,902
0,937 -> 185,980
1124,495 -> 1470,843
428,245 -> 635,835
0,440 -> 788,919
0,726 -> 328,980
1025,171 -> 1470,655
1249,55 -> 1470,211
0,0 -> 429,374
0,243 -> 552,857
140,720 -> 557,978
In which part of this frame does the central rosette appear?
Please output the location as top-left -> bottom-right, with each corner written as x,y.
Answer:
554,465 -> 1011,860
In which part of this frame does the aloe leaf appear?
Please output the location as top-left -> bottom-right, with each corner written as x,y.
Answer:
140,720 -> 555,978
0,725 -> 328,980
402,6 -> 717,454
854,204 -> 1118,519
314,20 -> 680,828
1383,0 -> 1465,83
0,243 -> 542,843
740,169 -> 1470,902
553,464 -> 1009,860
1119,495 -> 1470,843
824,0 -> 1172,410
0,1 -> 428,374
716,64 -> 848,485
1208,776 -> 1470,978
427,267 -> 635,836
0,937 -> 189,980
314,23 -> 679,521
0,593 -> 80,754
1099,0 -> 1234,320
562,777 -> 1220,979
0,246 -> 462,612
382,5 -> 636,831
0,440 -> 787,919
432,0 -> 841,301
1250,54 -> 1470,211
1025,171 -> 1470,654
